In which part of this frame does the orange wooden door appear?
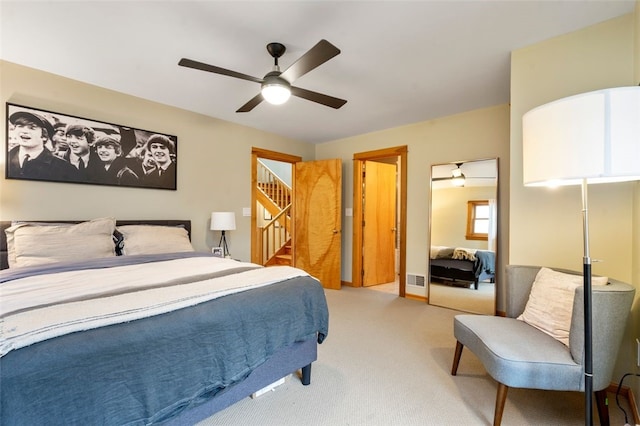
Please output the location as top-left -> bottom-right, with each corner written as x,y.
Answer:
293,159 -> 342,290
363,161 -> 396,286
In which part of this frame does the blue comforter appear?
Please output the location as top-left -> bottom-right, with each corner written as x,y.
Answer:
0,253 -> 329,425
474,250 -> 496,277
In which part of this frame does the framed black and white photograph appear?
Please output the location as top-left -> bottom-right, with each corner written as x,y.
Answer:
6,103 -> 177,190
211,247 -> 224,257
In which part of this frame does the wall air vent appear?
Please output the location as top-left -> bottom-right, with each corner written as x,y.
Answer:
407,273 -> 426,287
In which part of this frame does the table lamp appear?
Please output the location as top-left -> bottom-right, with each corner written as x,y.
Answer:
210,212 -> 236,258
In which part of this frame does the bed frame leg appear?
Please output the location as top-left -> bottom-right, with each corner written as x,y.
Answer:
301,363 -> 312,385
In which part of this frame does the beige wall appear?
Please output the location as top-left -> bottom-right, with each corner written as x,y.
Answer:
0,60 -> 315,262
315,104 -> 510,299
632,0 -> 640,409
510,12 -> 639,395
431,185 -> 495,250
510,14 -> 635,277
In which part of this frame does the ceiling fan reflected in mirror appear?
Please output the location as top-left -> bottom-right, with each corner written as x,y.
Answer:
432,162 -> 496,187
178,40 -> 347,113
433,163 -> 466,186
450,163 -> 466,187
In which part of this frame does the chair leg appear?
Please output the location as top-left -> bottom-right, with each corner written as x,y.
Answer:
595,389 -> 609,426
494,383 -> 508,426
451,341 -> 464,375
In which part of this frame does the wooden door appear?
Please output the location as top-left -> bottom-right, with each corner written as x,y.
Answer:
293,159 -> 342,290
362,161 -> 396,286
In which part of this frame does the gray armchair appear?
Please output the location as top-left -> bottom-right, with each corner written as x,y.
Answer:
451,265 -> 635,426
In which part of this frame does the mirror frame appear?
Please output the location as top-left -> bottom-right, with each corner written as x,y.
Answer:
428,158 -> 498,315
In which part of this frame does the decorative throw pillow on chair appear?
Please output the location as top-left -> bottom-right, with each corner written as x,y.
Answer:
517,267 -> 608,346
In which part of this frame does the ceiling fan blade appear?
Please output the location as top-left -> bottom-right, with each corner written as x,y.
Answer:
279,40 -> 340,83
290,86 -> 347,109
236,93 -> 264,113
433,176 -> 494,181
178,58 -> 263,84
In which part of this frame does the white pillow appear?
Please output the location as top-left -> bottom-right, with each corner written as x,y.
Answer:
117,225 -> 194,255
5,218 -> 117,268
517,267 -> 608,346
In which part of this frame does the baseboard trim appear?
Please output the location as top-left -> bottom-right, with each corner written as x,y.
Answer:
606,382 -> 640,425
405,293 -> 426,302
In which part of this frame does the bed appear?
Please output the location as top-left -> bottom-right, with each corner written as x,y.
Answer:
429,246 -> 495,290
0,218 -> 329,425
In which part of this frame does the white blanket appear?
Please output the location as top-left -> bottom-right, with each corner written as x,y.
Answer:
452,247 -> 477,261
0,257 -> 310,357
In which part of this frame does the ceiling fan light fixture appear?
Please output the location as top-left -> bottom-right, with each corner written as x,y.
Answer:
451,174 -> 466,187
261,73 -> 291,105
451,166 -> 466,186
261,84 -> 291,105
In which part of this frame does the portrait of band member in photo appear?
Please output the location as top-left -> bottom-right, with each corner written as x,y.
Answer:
5,104 -> 177,190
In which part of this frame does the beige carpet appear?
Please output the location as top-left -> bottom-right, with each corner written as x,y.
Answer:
429,280 -> 495,315
198,286 -> 631,425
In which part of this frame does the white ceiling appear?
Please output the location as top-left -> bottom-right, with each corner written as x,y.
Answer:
0,1 -> 635,144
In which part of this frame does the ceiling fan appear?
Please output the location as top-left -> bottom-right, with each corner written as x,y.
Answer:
178,39 -> 347,113
433,163 -> 496,187
432,163 -> 467,186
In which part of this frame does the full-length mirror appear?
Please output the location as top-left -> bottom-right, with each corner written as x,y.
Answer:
428,158 -> 498,314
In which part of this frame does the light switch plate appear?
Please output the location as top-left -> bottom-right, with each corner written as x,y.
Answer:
242,207 -> 251,217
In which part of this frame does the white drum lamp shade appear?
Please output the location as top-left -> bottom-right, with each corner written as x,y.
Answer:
210,212 -> 236,231
523,86 -> 640,187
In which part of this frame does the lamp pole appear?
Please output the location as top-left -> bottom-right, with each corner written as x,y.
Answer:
218,230 -> 230,258
581,179 -> 593,426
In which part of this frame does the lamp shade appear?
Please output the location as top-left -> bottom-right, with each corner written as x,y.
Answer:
210,212 -> 236,231
522,86 -> 640,187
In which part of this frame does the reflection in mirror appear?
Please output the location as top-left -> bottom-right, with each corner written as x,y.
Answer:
428,158 -> 498,315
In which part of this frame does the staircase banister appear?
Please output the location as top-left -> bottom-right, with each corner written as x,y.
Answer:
257,160 -> 292,190
264,205 -> 291,229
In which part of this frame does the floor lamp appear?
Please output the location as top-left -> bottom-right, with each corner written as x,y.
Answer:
210,212 -> 236,258
522,86 -> 640,425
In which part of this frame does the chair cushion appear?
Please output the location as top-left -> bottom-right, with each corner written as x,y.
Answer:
517,267 -> 607,346
454,315 -> 583,391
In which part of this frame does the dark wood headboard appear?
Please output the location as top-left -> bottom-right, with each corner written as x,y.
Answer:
0,220 -> 191,270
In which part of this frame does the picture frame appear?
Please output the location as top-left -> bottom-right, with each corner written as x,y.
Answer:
6,103 -> 177,190
211,247 -> 224,258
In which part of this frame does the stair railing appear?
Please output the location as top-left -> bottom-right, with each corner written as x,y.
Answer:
256,160 -> 293,265
257,161 -> 291,211
258,205 -> 291,265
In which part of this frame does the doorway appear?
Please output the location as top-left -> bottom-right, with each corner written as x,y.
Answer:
250,147 -> 301,265
352,146 -> 407,297
251,147 -> 343,290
